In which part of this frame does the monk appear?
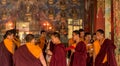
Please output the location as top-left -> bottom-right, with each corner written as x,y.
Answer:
84,32 -> 93,66
0,30 -> 15,66
45,40 -> 55,65
13,34 -> 46,66
11,29 -> 21,48
39,30 -> 47,57
79,29 -> 85,41
70,30 -> 87,66
47,32 -> 67,66
94,29 -> 117,66
39,30 -> 46,49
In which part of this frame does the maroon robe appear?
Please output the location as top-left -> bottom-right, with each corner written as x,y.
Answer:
95,39 -> 117,66
50,41 -> 55,52
70,41 -> 87,66
87,53 -> 93,66
0,41 -> 13,66
13,45 -> 42,66
49,43 -> 67,66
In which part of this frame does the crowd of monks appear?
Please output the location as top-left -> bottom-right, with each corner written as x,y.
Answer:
0,29 -> 117,66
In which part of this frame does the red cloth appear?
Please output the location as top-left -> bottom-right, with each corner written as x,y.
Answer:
49,43 -> 67,66
70,41 -> 87,66
13,45 -> 42,66
0,41 -> 13,66
95,39 -> 117,66
66,46 -> 75,51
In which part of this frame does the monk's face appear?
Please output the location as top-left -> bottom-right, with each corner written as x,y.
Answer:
93,35 -> 97,41
31,38 -> 35,44
41,32 -> 46,37
7,34 -> 14,40
72,33 -> 79,41
51,35 -> 57,44
80,31 -> 85,38
96,32 -> 103,40
85,35 -> 91,41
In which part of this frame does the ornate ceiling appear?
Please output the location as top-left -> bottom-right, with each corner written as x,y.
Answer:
0,0 -> 85,32
0,0 -> 85,21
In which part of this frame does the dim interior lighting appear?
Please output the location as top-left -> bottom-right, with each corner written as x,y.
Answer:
43,23 -> 49,26
9,23 -> 12,26
7,22 -> 13,26
49,27 -> 52,29
22,24 -> 26,27
47,23 -> 49,26
43,23 -> 46,26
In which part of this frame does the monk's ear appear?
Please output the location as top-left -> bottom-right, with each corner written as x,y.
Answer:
101,34 -> 104,37
56,37 -> 60,40
6,35 -> 11,39
77,34 -> 80,37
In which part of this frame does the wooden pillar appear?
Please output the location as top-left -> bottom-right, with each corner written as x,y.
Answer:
111,0 -> 114,42
94,0 -> 97,32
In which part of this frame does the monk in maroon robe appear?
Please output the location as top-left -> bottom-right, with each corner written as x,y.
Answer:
95,39 -> 117,66
13,34 -> 46,66
70,30 -> 87,66
0,30 -> 15,66
95,29 -> 117,66
0,42 -> 13,66
50,44 -> 66,66
70,41 -> 87,66
49,41 -> 55,52
48,32 -> 67,66
13,45 -> 42,66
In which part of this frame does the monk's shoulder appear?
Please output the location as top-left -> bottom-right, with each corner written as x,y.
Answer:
55,44 -> 66,52
14,45 -> 26,56
105,39 -> 116,48
105,39 -> 113,44
56,44 -> 65,48
77,41 -> 86,48
79,41 -> 85,44
79,41 -> 86,45
106,38 -> 112,41
15,45 -> 26,52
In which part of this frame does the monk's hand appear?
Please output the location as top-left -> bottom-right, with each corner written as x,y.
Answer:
47,50 -> 53,55
71,49 -> 75,53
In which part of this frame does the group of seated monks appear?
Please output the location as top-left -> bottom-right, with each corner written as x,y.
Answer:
0,29 -> 117,66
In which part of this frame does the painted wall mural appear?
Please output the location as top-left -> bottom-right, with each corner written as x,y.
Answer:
113,0 -> 120,66
105,0 -> 111,39
95,0 -> 105,31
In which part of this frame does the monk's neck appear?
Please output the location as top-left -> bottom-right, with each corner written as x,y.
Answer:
76,38 -> 80,44
55,40 -> 61,45
80,37 -> 84,41
84,40 -> 90,44
99,38 -> 105,45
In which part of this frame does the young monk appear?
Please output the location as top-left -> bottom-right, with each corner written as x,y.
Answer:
94,29 -> 117,66
47,32 -> 67,66
70,30 -> 87,66
39,30 -> 47,57
79,29 -> 85,41
84,32 -> 93,66
13,34 -> 46,66
39,30 -> 46,50
0,30 -> 15,66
